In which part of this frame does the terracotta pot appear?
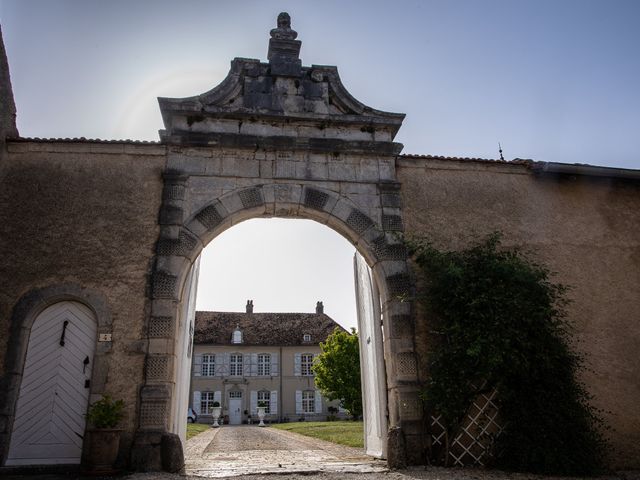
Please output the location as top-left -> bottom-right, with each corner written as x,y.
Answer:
84,428 -> 121,474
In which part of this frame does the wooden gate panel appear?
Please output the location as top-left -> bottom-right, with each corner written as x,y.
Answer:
6,302 -> 97,465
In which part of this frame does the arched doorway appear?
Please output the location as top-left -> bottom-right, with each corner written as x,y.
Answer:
6,301 -> 98,465
187,217 -> 388,459
133,182 -> 420,469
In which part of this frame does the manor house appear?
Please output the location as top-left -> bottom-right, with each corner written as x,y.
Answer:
190,301 -> 344,424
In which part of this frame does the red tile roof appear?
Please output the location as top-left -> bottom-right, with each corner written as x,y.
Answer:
400,153 -> 535,167
194,311 -> 345,346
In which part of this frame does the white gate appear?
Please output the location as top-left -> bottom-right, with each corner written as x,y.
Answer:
6,301 -> 97,465
354,252 -> 388,458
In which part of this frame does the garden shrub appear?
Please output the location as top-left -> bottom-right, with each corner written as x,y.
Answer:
408,233 -> 607,475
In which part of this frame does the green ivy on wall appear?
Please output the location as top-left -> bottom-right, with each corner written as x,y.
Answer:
408,233 -> 607,475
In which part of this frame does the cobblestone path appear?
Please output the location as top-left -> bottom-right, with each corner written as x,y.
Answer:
185,425 -> 388,477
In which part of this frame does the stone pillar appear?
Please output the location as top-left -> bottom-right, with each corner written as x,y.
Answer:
132,171 -> 192,471
376,181 -> 426,466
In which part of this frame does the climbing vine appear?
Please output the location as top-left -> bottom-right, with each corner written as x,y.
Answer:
408,233 -> 607,475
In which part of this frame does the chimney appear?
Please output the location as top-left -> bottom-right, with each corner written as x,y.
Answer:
316,301 -> 324,314
246,300 -> 253,313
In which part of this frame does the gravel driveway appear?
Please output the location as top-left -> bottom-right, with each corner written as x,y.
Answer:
179,425 -> 639,480
184,425 -> 387,477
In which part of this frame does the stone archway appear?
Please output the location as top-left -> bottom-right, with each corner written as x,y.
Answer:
132,181 -> 421,469
130,12 -> 422,469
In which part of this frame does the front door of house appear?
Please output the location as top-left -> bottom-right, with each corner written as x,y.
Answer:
6,301 -> 97,465
228,391 -> 242,425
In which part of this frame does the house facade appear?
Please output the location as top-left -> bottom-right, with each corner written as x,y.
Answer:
190,301 -> 345,424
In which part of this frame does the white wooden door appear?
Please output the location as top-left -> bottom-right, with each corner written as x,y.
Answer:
228,393 -> 242,425
6,301 -> 97,465
354,252 -> 388,458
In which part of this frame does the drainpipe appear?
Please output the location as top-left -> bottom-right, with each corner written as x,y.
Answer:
279,346 -> 283,422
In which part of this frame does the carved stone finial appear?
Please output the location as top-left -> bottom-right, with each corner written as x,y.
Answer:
270,12 -> 298,40
267,12 -> 302,76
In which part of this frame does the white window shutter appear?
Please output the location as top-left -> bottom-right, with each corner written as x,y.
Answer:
294,353 -> 301,376
215,356 -> 223,377
272,352 -> 279,376
250,390 -> 258,415
243,354 -> 251,376
295,390 -> 302,414
314,390 -> 322,414
271,391 -> 278,415
193,391 -> 201,415
193,354 -> 202,377
223,352 -> 230,376
251,353 -> 258,376
214,390 -> 221,405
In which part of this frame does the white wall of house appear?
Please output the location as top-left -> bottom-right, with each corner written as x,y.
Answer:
189,344 -> 339,423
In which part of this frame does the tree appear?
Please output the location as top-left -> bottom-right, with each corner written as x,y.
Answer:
312,327 -> 362,418
408,233 -> 606,475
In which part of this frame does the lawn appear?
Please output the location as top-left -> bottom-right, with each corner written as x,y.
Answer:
186,422 -> 210,440
271,421 -> 363,448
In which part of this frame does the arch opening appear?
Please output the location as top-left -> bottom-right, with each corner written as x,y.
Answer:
178,217 -> 388,470
138,181 -> 420,470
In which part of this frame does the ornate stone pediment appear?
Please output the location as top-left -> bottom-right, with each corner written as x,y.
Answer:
158,13 -> 405,154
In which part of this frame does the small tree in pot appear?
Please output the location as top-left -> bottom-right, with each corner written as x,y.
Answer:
83,395 -> 125,474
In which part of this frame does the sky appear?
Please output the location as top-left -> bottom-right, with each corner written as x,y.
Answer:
2,0 -> 639,329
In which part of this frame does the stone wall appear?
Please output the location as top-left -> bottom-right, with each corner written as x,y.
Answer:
0,141 -> 638,469
0,140 -> 165,460
397,156 -> 640,468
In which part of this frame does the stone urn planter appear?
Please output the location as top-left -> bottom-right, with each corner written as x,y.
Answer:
211,402 -> 222,428
82,395 -> 124,474
85,428 -> 122,474
257,405 -> 266,427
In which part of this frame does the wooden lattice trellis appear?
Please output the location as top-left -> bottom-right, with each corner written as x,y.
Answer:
429,389 -> 504,467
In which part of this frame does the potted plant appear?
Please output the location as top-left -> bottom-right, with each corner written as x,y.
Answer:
211,401 -> 222,428
83,395 -> 125,474
257,401 -> 267,427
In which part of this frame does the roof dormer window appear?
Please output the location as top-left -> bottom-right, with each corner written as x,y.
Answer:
232,326 -> 243,344
303,333 -> 311,342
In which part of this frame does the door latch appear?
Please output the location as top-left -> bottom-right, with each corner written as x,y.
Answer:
59,320 -> 69,346
83,356 -> 90,373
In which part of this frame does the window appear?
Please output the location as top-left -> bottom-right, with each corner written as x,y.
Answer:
301,353 -> 314,376
230,354 -> 243,376
303,334 -> 311,342
232,327 -> 242,344
201,354 -> 215,376
257,390 -> 271,413
257,354 -> 271,376
302,390 -> 315,413
201,392 -> 216,414
229,391 -> 242,399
